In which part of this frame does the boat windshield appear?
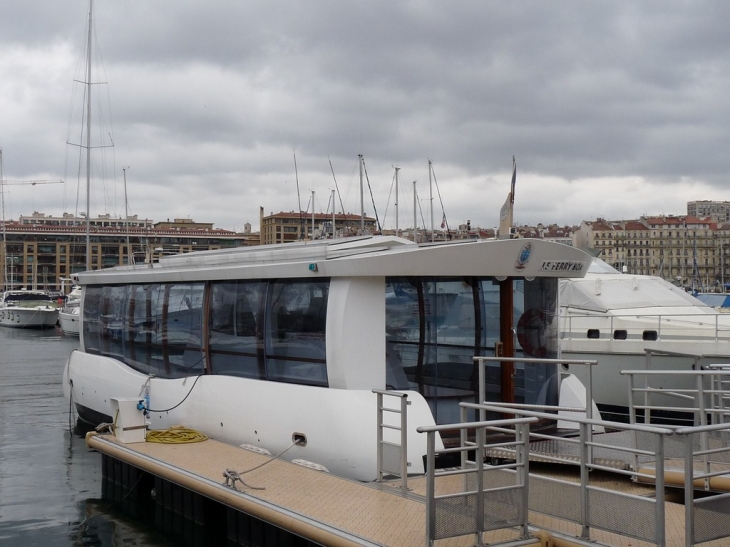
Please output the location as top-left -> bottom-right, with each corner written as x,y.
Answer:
4,293 -> 54,303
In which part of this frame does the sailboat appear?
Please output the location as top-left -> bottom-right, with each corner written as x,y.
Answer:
0,150 -> 60,328
59,0 -> 114,335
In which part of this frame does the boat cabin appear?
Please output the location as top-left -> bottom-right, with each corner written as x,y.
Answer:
78,236 -> 591,425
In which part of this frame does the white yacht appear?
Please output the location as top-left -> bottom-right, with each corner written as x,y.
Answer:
63,235 -> 593,481
558,257 -> 730,421
58,286 -> 82,335
0,289 -> 60,328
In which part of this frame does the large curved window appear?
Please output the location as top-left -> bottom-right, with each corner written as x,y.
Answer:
385,276 -> 559,424
83,282 -> 205,379
83,278 -> 329,386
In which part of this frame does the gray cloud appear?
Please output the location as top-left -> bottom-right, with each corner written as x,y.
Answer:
2,1 -> 730,232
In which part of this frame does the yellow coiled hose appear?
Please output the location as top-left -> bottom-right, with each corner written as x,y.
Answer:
145,427 -> 208,444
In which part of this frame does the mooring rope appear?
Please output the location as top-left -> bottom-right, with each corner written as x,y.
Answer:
222,439 -> 303,492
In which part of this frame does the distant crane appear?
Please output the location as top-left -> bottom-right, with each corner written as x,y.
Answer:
1,179 -> 64,186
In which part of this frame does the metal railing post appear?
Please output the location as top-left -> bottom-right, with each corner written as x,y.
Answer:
400,393 -> 408,490
475,425 -> 485,547
716,314 -> 719,343
697,372 -> 707,427
376,391 -> 384,482
579,422 -> 590,540
586,362 -> 594,465
628,373 -> 641,471
684,432 -> 695,547
478,358 -> 486,422
628,373 -> 637,424
654,433 -> 666,547
425,430 -> 436,547
518,421 -> 530,539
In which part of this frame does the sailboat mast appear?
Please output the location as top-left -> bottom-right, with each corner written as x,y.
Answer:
359,154 -> 364,234
428,160 -> 434,242
413,180 -> 417,243
331,189 -> 336,239
85,0 -> 93,272
0,148 -> 7,290
123,166 -> 133,265
394,167 -> 399,237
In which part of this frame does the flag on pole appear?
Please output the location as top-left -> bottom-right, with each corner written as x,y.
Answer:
440,213 -> 446,229
498,192 -> 512,237
498,156 -> 516,238
510,155 -> 516,205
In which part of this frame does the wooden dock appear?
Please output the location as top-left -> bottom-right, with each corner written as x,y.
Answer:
86,432 -> 729,547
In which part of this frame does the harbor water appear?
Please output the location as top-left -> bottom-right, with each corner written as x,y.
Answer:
0,326 -> 175,546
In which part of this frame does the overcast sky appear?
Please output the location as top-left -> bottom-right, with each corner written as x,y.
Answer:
1,1 -> 729,233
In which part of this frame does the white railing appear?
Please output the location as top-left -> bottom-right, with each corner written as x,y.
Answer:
562,312 -> 730,343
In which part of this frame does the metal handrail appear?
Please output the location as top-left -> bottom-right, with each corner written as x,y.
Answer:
622,368 -> 730,427
673,423 -> 730,546
417,416 -> 537,547
372,389 -> 410,491
473,356 -> 598,421
466,402 -> 673,546
473,356 -> 598,461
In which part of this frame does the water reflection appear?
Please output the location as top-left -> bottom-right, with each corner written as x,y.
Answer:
71,498 -> 177,547
0,326 -> 174,546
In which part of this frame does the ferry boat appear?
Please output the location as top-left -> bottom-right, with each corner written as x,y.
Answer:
63,235 -> 593,481
0,290 -> 60,328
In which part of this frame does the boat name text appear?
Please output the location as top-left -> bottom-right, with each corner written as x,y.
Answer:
540,261 -> 584,272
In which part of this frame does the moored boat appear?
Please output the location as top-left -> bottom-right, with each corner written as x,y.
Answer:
0,289 -> 59,328
63,235 -> 593,481
58,286 -> 82,335
558,257 -> 730,421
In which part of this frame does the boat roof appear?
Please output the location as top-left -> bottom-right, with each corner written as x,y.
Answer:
77,235 -> 593,285
560,257 -> 711,313
2,289 -> 51,296
2,290 -> 54,301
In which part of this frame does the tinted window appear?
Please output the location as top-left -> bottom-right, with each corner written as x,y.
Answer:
209,281 -> 266,378
265,280 -> 328,386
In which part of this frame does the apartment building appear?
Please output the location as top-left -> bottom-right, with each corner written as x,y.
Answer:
687,200 -> 730,222
1,213 -> 257,292
259,208 -> 377,245
574,215 -> 726,289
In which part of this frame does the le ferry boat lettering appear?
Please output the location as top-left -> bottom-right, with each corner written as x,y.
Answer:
64,236 -> 592,481
540,260 -> 585,272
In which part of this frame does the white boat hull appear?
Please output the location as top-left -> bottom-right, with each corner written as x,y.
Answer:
59,308 -> 80,335
63,350 -> 440,482
0,307 -> 59,328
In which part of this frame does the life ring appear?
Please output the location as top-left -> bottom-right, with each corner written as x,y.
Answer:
517,309 -> 547,357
